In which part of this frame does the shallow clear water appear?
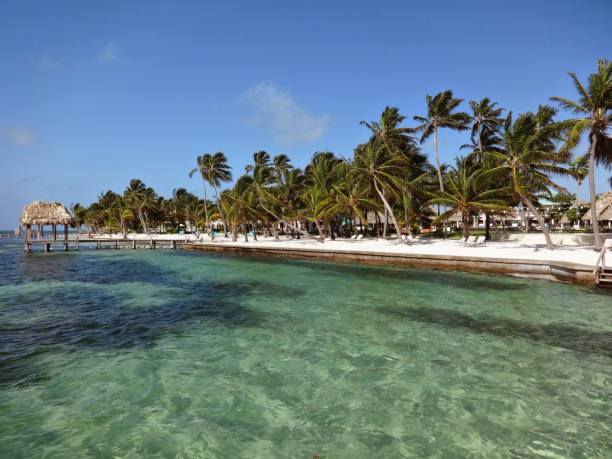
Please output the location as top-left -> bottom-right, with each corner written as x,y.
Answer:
0,238 -> 611,458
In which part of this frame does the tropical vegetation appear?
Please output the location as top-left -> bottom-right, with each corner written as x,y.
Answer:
71,60 -> 611,250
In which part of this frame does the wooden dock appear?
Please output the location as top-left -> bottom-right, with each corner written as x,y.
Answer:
24,238 -> 184,253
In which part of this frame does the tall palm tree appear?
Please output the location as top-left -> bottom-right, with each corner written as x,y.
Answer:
468,98 -> 505,153
190,152 -> 232,236
189,155 -> 212,232
486,107 -> 567,250
412,90 -> 470,191
429,158 -> 511,240
551,59 -> 612,250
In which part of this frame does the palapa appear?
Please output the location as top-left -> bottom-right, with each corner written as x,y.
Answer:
19,201 -> 74,226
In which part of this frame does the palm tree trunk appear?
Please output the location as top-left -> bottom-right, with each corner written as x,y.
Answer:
201,179 -> 210,233
212,183 -> 228,237
588,136 -> 601,250
383,207 -> 388,238
242,223 -> 248,242
434,126 -> 444,192
477,122 -> 483,155
521,195 -> 554,250
314,220 -> 325,241
462,212 -> 470,241
373,179 -> 401,240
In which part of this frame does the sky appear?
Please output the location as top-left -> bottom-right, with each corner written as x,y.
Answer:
1,0 -> 611,228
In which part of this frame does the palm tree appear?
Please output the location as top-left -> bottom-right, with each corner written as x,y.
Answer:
223,175 -> 256,242
568,156 -> 589,215
486,107 -> 567,250
191,152 -> 232,236
551,59 -> 612,250
468,98 -> 505,153
353,141 -> 404,238
329,161 -> 377,236
429,158 -> 511,240
361,106 -> 417,157
299,187 -> 332,240
413,90 -> 470,191
70,203 -> 87,234
189,155 -> 212,232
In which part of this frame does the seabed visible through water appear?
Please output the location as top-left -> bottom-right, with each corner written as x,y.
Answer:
0,237 -> 611,458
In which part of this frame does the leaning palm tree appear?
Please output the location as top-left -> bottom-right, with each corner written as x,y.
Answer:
468,98 -> 505,154
412,90 -> 470,191
353,141 -> 404,239
551,59 -> 612,250
486,107 -> 567,250
428,158 -> 511,240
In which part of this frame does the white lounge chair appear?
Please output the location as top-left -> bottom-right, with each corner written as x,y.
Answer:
356,234 -> 364,242
464,236 -> 477,246
348,235 -> 358,243
475,236 -> 486,246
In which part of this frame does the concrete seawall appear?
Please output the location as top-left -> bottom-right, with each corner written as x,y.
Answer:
183,243 -> 595,285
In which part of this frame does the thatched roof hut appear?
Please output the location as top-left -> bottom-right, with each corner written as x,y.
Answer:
19,201 -> 74,226
582,192 -> 612,222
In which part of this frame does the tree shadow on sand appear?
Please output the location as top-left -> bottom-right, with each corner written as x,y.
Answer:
380,306 -> 612,359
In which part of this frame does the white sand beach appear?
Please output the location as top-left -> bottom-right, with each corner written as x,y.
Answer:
191,235 -> 602,268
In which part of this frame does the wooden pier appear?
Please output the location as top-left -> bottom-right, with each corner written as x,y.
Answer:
24,237 -> 183,253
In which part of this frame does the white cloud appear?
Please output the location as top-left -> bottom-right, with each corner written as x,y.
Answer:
98,41 -> 118,62
2,126 -> 34,146
242,82 -> 330,146
37,55 -> 61,70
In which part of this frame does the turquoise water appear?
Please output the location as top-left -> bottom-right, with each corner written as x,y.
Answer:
0,239 -> 611,458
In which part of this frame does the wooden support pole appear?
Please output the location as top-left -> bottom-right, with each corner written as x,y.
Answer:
115,240 -> 118,249
64,224 -> 68,241
96,240 -> 101,250
52,224 -> 57,241
64,242 -> 68,252
172,240 -> 176,249
132,239 -> 136,249
45,242 -> 50,253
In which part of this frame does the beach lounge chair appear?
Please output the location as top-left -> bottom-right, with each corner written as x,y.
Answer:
356,234 -> 364,242
349,235 -> 357,243
464,236 -> 477,246
475,236 -> 486,246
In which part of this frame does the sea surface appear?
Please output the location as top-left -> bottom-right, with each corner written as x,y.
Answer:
0,237 -> 611,458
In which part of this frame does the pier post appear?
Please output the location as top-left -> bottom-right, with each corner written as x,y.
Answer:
96,240 -> 101,250
172,240 -> 176,249
64,243 -> 68,251
132,239 -> 136,249
115,240 -> 118,250
44,242 -> 50,253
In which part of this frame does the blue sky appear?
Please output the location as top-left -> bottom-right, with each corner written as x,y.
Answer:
1,0 -> 610,228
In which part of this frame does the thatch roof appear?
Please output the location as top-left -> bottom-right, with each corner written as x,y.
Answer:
20,201 -> 74,226
582,192 -> 612,221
